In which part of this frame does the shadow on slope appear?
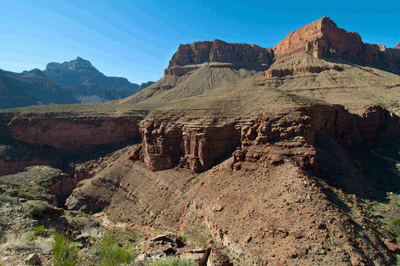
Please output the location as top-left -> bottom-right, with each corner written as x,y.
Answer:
315,130 -> 400,203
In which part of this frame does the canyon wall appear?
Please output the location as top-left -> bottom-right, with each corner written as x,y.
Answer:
139,119 -> 241,172
165,39 -> 273,76
6,117 -> 141,151
164,17 -> 400,76
135,104 -> 400,174
306,105 -> 400,149
3,104 -> 399,176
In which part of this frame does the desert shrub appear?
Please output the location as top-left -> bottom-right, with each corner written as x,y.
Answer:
26,201 -> 48,219
25,231 -> 36,241
388,219 -> 400,235
150,256 -> 198,266
179,234 -> 187,243
0,226 -> 4,244
52,232 -> 78,266
25,225 -> 46,241
98,230 -> 136,266
35,225 -> 45,235
0,193 -> 16,204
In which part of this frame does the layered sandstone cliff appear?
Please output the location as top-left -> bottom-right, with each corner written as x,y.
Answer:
7,116 -> 141,151
165,39 -> 273,75
164,17 -> 400,76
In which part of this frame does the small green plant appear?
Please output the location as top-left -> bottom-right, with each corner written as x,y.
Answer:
25,231 -> 36,241
26,201 -> 48,219
98,230 -> 136,266
52,232 -> 78,266
389,219 -> 400,226
182,194 -> 188,200
179,234 -> 187,243
25,225 -> 46,241
174,166 -> 179,171
35,225 -> 45,235
150,256 -> 198,266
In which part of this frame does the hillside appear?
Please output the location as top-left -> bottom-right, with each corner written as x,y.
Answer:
1,16 -> 400,266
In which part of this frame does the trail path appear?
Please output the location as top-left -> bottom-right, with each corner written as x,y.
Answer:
371,149 -> 400,164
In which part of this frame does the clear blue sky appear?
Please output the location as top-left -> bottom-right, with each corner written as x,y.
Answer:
1,0 -> 399,84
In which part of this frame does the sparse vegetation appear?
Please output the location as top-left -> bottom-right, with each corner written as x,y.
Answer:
26,201 -> 48,219
150,256 -> 198,266
0,226 -> 4,244
0,193 -> 16,204
179,234 -> 187,243
52,232 -> 79,266
96,230 -> 137,266
35,225 -> 45,235
25,225 -> 46,241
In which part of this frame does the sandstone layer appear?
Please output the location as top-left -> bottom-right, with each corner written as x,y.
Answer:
7,116 -> 141,151
164,17 -> 400,77
165,39 -> 273,76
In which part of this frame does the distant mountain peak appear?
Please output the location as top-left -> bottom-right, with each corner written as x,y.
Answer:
45,57 -> 101,76
20,68 -> 47,78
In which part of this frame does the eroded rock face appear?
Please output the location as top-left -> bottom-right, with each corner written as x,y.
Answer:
165,17 -> 400,77
306,105 -> 400,149
261,65 -> 329,78
0,158 -> 62,177
7,117 -> 141,151
165,39 -> 273,76
139,119 -> 241,172
232,112 -> 318,174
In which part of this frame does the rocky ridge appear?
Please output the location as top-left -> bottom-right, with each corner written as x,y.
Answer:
164,17 -> 400,77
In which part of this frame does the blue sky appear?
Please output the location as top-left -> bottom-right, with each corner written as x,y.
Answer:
1,0 -> 399,84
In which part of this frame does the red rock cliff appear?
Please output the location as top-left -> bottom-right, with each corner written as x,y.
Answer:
165,39 -> 273,75
135,105 -> 400,174
165,17 -> 400,76
7,117 -> 141,151
273,16 -> 384,64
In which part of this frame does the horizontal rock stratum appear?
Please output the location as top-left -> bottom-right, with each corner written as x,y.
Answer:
164,17 -> 400,76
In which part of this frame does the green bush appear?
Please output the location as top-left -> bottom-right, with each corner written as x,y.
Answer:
25,225 -> 46,241
389,219 -> 400,226
26,201 -> 48,219
35,225 -> 45,235
98,231 -> 136,266
179,234 -> 187,243
150,256 -> 198,266
52,232 -> 78,266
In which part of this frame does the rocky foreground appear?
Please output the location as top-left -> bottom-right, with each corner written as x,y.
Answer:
1,17 -> 400,265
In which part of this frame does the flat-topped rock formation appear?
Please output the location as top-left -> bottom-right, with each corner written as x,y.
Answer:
165,39 -> 273,75
164,17 -> 400,76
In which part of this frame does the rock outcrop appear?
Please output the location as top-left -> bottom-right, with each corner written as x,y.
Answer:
165,39 -> 273,76
164,17 -> 400,77
306,105 -> 400,149
139,119 -> 241,172
7,117 -> 141,151
134,104 -> 400,174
